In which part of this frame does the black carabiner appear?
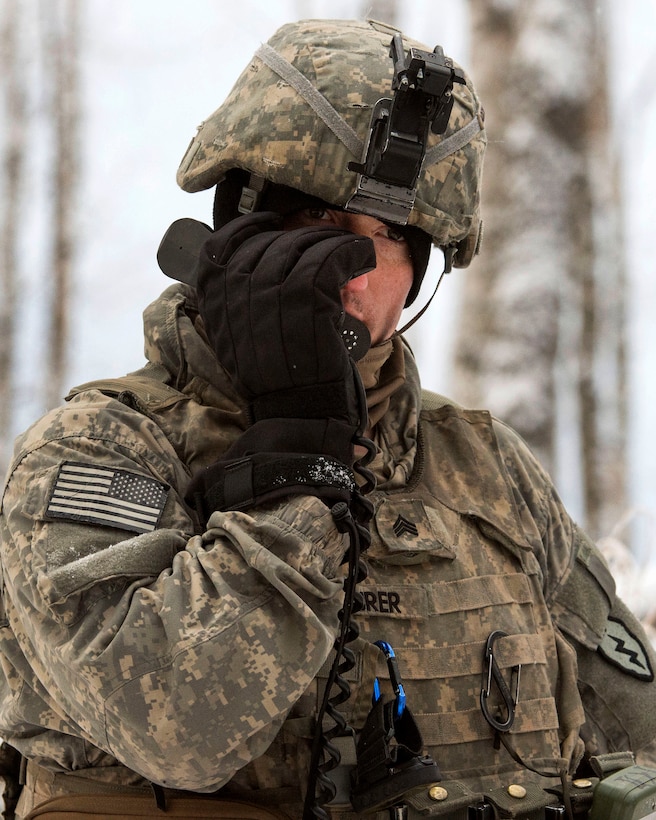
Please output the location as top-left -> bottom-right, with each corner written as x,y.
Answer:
480,630 -> 521,733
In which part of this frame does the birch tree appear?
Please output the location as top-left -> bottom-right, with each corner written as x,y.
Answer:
0,0 -> 82,463
0,0 -> 27,464
41,0 -> 81,410
453,0 -> 626,539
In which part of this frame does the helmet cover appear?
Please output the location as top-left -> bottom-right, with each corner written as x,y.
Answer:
177,18 -> 486,264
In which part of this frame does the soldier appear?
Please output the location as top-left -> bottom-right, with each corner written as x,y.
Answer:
0,17 -> 655,820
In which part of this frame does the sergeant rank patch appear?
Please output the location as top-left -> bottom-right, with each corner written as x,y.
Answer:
598,616 -> 654,681
46,461 -> 168,534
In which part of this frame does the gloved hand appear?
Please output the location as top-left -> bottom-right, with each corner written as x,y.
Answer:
187,211 -> 376,519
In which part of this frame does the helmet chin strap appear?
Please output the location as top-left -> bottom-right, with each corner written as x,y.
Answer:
394,246 -> 455,337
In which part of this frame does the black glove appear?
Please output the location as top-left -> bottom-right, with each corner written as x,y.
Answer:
187,211 -> 376,519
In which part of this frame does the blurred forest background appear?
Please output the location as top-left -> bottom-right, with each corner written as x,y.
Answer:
1,1 -> 655,614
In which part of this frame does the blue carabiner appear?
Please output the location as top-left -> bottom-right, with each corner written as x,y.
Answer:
480,630 -> 521,733
373,640 -> 406,720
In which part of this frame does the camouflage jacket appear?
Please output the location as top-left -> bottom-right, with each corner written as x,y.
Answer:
1,283 -> 654,818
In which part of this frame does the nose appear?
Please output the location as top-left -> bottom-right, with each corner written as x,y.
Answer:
341,269 -> 369,293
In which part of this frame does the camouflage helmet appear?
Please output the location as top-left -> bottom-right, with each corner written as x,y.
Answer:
177,18 -> 486,269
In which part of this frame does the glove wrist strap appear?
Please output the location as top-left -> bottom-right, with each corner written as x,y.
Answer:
188,452 -> 356,520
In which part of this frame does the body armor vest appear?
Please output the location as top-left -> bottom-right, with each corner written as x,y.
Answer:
57,375 -> 590,818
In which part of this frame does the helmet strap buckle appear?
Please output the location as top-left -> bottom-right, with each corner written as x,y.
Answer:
237,173 -> 267,214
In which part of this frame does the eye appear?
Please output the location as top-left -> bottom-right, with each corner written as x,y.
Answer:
383,225 -> 407,243
306,207 -> 331,221
282,207 -> 338,232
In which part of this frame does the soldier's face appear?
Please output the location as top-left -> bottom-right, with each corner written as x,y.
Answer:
283,208 -> 414,345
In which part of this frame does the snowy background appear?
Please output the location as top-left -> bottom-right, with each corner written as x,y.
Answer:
10,1 -> 656,600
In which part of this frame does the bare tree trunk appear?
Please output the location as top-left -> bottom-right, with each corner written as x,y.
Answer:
42,0 -> 81,410
0,0 -> 27,464
454,0 -> 627,538
581,16 -> 628,538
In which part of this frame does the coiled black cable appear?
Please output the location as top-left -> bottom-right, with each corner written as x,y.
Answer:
303,428 -> 375,819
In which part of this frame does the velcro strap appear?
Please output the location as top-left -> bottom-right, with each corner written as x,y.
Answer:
189,453 -> 356,519
588,751 -> 636,778
221,454 -> 355,509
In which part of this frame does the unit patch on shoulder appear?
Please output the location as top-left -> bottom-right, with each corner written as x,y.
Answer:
46,462 -> 168,535
598,616 -> 654,681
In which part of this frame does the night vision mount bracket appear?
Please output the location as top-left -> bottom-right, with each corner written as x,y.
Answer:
346,33 -> 465,225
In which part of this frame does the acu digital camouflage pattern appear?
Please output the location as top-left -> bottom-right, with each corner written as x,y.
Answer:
2,284 -> 655,819
176,19 -> 486,256
0,285 -> 349,800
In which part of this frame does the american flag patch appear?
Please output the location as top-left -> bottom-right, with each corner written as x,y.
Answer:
46,462 -> 168,534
